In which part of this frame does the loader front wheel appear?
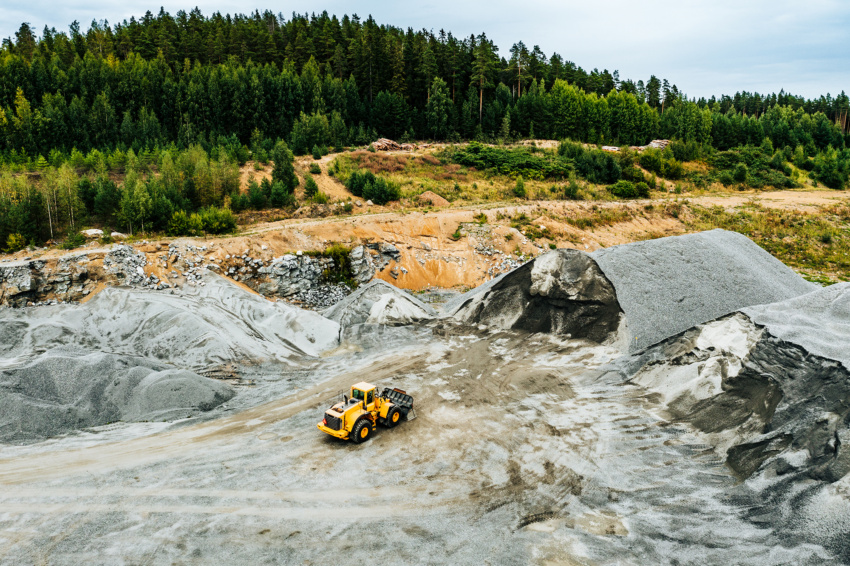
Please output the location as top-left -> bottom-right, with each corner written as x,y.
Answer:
352,419 -> 372,444
386,407 -> 401,428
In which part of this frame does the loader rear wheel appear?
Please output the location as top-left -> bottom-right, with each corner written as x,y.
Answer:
352,419 -> 372,444
386,407 -> 401,428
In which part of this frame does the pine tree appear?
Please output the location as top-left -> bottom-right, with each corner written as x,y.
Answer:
470,34 -> 498,123
271,140 -> 298,192
426,77 -> 452,139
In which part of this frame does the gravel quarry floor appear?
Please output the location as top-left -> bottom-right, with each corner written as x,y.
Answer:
0,325 -> 841,565
1,230 -> 849,565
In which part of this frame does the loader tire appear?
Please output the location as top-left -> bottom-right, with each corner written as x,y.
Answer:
352,419 -> 372,444
386,407 -> 401,428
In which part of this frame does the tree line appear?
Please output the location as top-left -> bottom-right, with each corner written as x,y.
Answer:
1,10 -> 848,155
0,9 -> 848,250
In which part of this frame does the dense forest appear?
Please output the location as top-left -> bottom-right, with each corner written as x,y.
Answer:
0,9 -> 848,249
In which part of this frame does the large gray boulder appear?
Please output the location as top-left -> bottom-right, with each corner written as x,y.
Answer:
448,249 -> 623,343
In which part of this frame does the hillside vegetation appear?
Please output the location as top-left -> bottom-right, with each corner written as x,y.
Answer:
0,9 -> 848,258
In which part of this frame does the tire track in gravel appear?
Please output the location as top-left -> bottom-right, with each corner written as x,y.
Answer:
0,354 -> 428,485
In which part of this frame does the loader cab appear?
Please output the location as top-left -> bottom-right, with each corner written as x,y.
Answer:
351,382 -> 376,411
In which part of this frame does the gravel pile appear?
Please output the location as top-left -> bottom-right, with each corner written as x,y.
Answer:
0,348 -> 234,444
743,282 -> 850,370
591,229 -> 816,351
322,279 -> 435,328
0,273 -> 340,372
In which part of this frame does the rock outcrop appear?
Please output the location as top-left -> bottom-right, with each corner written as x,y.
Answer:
348,243 -> 402,285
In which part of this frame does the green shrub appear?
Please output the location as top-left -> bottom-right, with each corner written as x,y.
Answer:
452,142 -> 572,179
309,163 -> 322,175
4,233 -> 27,253
167,210 -> 203,236
304,175 -> 319,198
318,243 -> 354,286
563,175 -> 582,200
668,140 -> 703,162
575,150 -> 621,184
513,176 -> 526,198
346,170 -> 376,197
248,180 -> 267,210
61,232 -> 86,250
608,180 -> 649,199
270,181 -> 295,208
362,177 -> 401,204
312,191 -> 329,204
198,206 -> 238,234
639,149 -> 684,180
733,163 -> 749,183
312,145 -> 322,160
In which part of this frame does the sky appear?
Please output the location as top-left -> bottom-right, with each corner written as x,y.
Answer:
1,0 -> 848,100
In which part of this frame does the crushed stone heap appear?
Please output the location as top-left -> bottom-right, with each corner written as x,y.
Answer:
743,281 -> 850,371
0,273 -> 340,372
322,279 -> 435,328
590,229 -> 816,351
0,348 -> 235,444
596,284 -> 850,557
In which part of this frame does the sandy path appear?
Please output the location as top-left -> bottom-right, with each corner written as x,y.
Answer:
689,188 -> 847,210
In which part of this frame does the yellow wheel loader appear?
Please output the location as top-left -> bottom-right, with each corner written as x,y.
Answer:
317,381 -> 415,443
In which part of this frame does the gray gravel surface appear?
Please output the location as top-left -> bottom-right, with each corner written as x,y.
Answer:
0,348 -> 234,443
744,282 -> 850,370
591,229 -> 816,351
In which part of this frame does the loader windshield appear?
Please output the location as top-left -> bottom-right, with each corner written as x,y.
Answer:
352,388 -> 365,401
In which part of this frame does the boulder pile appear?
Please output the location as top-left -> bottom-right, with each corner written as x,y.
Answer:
370,138 -> 417,151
